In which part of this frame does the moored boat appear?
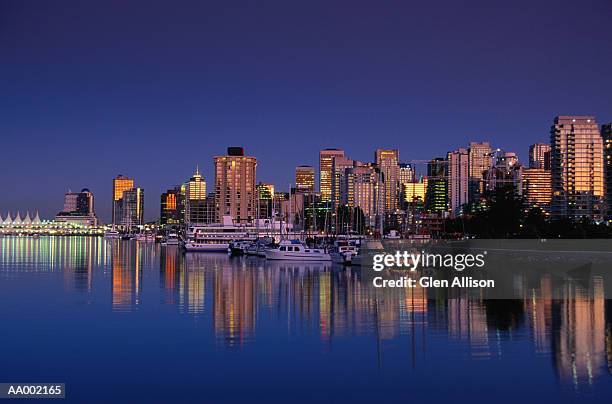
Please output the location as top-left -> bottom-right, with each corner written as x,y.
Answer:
330,240 -> 359,265
183,216 -> 257,253
264,240 -> 331,261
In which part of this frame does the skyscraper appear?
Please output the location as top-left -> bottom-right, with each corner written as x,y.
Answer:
425,158 -> 448,213
295,165 -> 315,193
468,142 -> 492,203
160,185 -> 185,227
521,168 -> 551,214
56,188 -> 98,226
319,149 -> 344,203
529,143 -> 551,169
600,123 -> 611,220
112,175 -> 134,225
120,187 -> 144,227
214,147 -> 257,223
447,148 -> 469,217
332,156 -> 354,209
185,167 -> 208,225
375,149 -> 399,213
402,179 -> 428,205
256,182 -> 275,219
342,165 -> 379,226
399,163 -> 415,184
550,116 -> 604,221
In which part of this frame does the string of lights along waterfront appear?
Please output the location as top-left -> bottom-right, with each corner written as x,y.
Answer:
1,115 -> 611,237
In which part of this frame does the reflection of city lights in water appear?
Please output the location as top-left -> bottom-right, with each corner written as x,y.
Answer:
1,236 -> 611,387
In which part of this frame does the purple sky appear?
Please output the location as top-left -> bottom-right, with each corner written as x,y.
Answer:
2,0 -> 611,222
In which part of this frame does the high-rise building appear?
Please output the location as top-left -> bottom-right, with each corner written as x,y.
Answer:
529,143 -> 551,169
550,116 -> 604,221
342,165 -> 379,226
425,158 -> 448,213
256,182 -> 275,219
375,149 -> 399,213
185,167 -> 208,225
399,163 -> 415,184
62,189 -> 95,216
295,165 -> 315,193
112,175 -> 134,225
483,151 -> 521,193
160,185 -> 185,227
521,168 -> 552,214
319,149 -> 344,202
447,148 -> 469,217
468,142 -> 492,203
214,147 -> 257,223
402,178 -> 428,205
56,188 -> 98,226
120,187 -> 144,227
332,156 -> 354,209
602,123 -> 612,220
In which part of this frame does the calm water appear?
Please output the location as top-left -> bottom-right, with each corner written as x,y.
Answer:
0,236 -> 611,403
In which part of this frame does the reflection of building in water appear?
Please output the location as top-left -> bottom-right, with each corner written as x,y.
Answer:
182,254 -> 209,315
111,241 -> 142,311
213,265 -> 256,347
525,275 -> 553,353
160,246 -> 181,305
61,237 -> 97,293
554,278 -> 606,386
447,296 -> 490,358
0,236 -> 107,276
319,271 -> 331,340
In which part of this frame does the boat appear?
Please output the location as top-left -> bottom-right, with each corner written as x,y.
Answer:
104,229 -> 120,239
183,216 -> 258,252
330,240 -> 359,265
161,233 -> 180,246
246,237 -> 275,257
229,240 -> 252,256
264,239 -> 331,261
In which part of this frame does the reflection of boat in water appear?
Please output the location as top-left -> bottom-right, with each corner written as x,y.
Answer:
265,240 -> 331,261
264,260 -> 331,273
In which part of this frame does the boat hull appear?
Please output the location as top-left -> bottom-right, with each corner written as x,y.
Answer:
184,242 -> 229,252
264,250 -> 332,261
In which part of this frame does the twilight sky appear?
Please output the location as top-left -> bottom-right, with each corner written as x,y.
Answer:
1,0 -> 611,222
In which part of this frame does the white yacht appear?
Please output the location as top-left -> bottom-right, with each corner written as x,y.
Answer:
184,216 -> 257,252
264,240 -> 331,261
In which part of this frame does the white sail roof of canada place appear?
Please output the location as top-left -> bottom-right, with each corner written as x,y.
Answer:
13,212 -> 22,225
2,212 -> 11,225
23,211 -> 32,225
32,211 -> 42,225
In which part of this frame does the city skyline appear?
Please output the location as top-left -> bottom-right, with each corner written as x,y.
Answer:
2,1 -> 612,221
2,116 -> 611,225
